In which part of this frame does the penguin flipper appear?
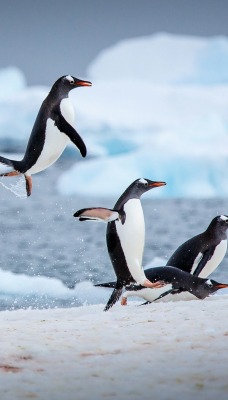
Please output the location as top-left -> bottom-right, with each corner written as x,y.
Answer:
74,207 -> 123,223
139,301 -> 152,306
0,156 -> 19,175
104,285 -> 123,311
54,114 -> 87,157
94,281 -> 116,288
192,247 -> 215,276
152,288 -> 174,302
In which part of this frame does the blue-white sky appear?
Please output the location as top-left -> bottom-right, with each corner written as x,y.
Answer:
1,0 -> 228,85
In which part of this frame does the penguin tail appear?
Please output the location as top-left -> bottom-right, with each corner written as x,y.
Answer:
0,156 -> 31,197
94,281 -> 116,288
0,155 -> 24,175
104,283 -> 123,311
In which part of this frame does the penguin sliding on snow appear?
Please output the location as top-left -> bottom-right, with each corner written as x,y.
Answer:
74,178 -> 166,311
96,266 -> 228,305
96,215 -> 228,305
0,75 -> 92,196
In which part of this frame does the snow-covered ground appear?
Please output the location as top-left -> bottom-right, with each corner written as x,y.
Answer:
1,296 -> 228,400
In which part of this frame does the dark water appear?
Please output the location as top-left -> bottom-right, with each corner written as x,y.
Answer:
0,159 -> 227,310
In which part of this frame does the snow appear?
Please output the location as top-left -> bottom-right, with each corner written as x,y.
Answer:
1,296 -> 228,400
1,263 -> 228,399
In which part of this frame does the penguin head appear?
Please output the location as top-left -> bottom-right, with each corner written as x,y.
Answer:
194,278 -> 228,299
131,178 -> 166,197
51,75 -> 92,96
207,215 -> 228,237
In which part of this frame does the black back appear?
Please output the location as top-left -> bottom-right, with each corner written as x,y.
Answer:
166,215 -> 228,275
106,178 -> 164,287
128,266 -> 227,300
13,75 -> 90,172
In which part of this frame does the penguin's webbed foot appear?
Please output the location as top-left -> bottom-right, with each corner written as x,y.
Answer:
121,296 -> 127,306
143,279 -> 166,289
25,175 -> 32,197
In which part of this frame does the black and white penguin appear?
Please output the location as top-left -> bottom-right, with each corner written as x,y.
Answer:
166,215 -> 228,278
74,178 -> 166,311
95,215 -> 228,305
114,266 -> 228,305
0,75 -> 92,196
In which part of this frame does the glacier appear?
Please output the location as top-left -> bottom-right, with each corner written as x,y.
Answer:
1,33 -> 228,197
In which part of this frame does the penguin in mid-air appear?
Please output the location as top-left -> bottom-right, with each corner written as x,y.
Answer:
74,178 -> 166,311
0,75 -> 92,196
166,215 -> 228,278
97,266 -> 228,305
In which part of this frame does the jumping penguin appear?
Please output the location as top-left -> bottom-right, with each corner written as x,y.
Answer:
0,75 -> 92,196
74,178 -> 166,311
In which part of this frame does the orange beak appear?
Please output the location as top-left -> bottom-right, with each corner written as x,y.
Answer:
149,181 -> 166,187
215,283 -> 228,289
76,80 -> 92,87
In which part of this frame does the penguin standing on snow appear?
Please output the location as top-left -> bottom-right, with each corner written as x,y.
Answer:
96,266 -> 228,305
166,215 -> 228,278
0,75 -> 92,196
74,178 -> 166,311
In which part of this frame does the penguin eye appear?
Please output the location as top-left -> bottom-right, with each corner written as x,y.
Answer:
69,80 -> 74,85
206,280 -> 213,288
144,182 -> 148,187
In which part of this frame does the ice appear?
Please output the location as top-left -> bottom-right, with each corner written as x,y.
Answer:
0,267 -> 109,309
88,33 -> 228,84
0,66 -> 26,99
59,33 -> 228,198
58,148 -> 228,198
1,34 -> 228,197
0,67 -> 48,151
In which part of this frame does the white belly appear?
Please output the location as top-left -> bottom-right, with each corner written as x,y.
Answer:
28,98 -> 75,175
115,199 -> 146,284
196,239 -> 227,278
124,286 -> 196,303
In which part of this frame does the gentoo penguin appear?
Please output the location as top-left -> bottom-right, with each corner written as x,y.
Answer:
114,266 -> 228,305
0,75 -> 92,196
74,178 -> 166,311
95,215 -> 228,305
166,215 -> 228,278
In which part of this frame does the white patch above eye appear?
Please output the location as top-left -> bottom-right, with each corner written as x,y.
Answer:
65,75 -> 74,83
206,279 -> 213,287
139,178 -> 147,184
220,215 -> 228,221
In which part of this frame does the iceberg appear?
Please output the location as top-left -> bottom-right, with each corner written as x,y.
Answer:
1,33 -> 228,198
59,33 -> 228,198
88,32 -> 228,85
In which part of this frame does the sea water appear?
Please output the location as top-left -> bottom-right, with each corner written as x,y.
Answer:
0,159 -> 227,311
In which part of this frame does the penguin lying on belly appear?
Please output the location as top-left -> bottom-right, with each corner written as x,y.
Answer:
74,178 -> 166,311
96,215 -> 228,305
0,75 -> 92,196
99,266 -> 228,305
